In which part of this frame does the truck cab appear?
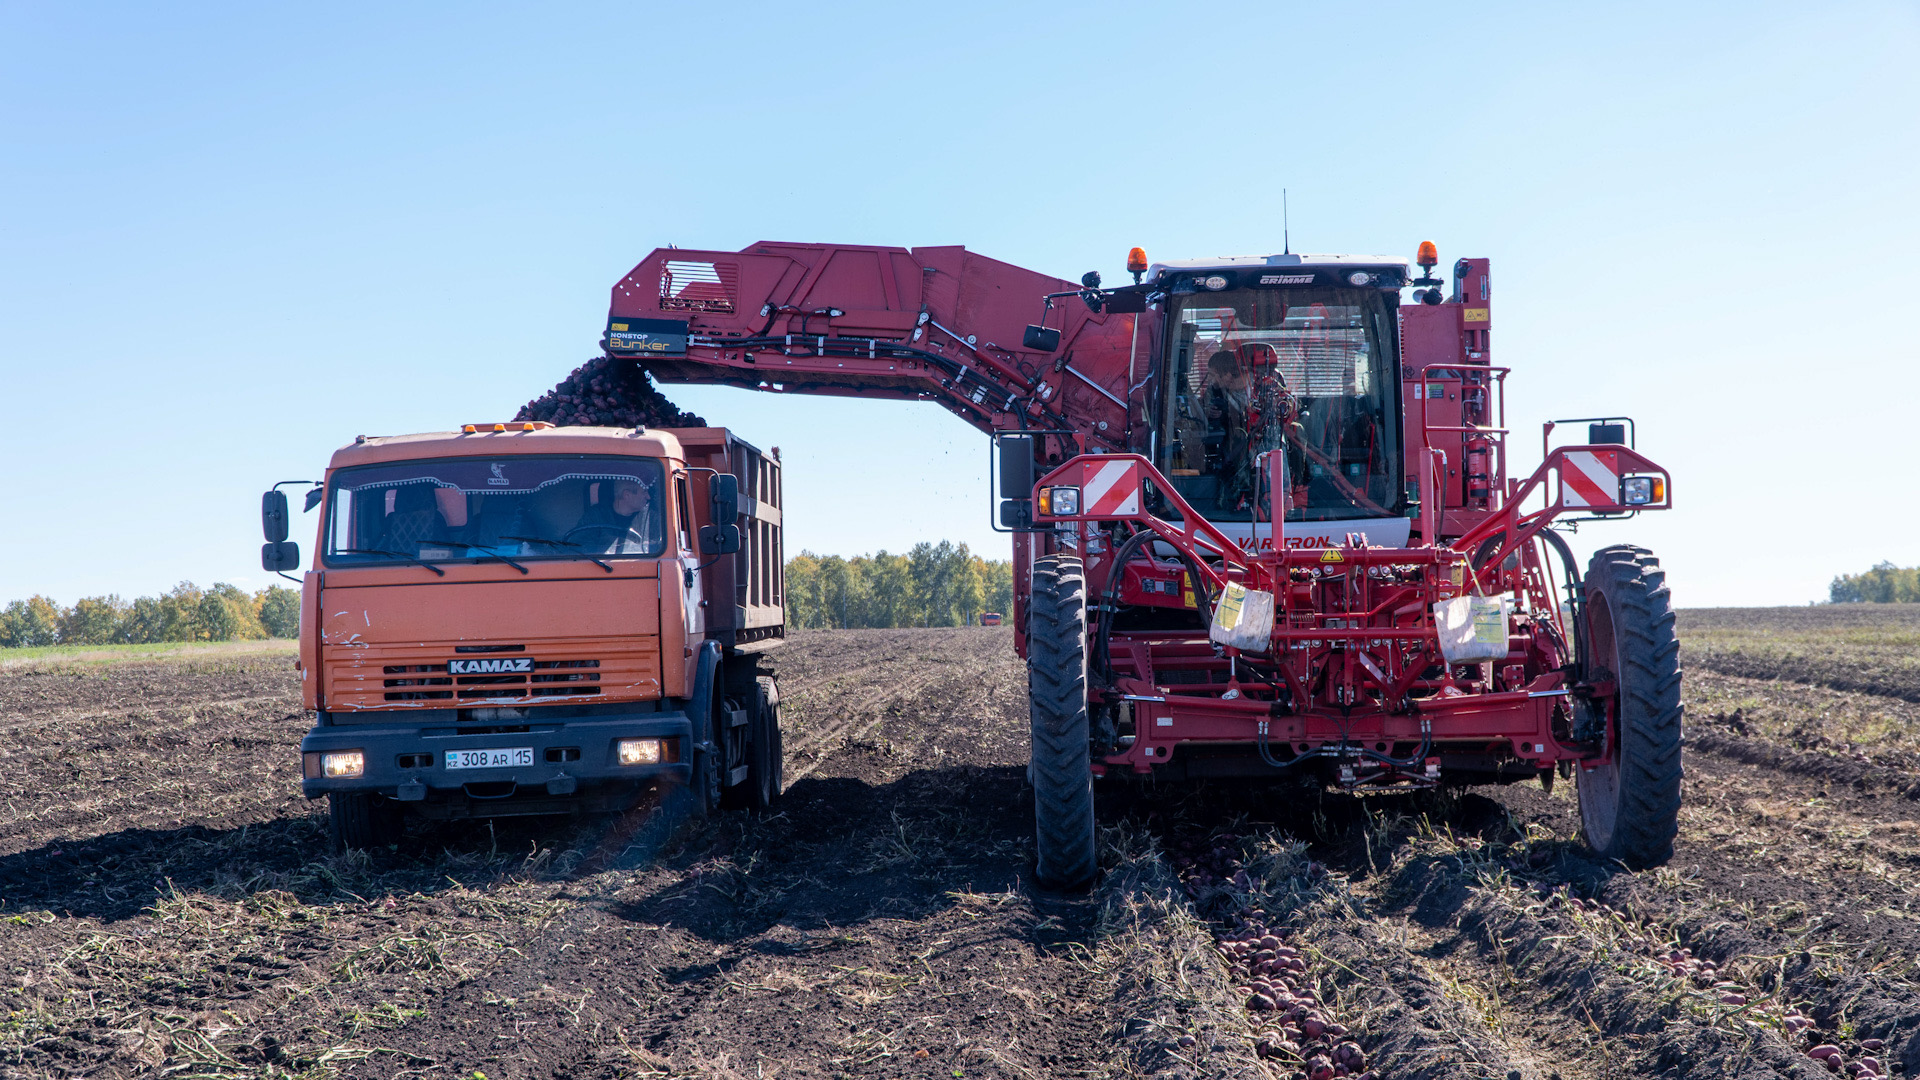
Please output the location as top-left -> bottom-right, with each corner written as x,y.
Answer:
261,422 -> 785,849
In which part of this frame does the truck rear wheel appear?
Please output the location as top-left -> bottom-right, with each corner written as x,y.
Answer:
1576,544 -> 1682,868
328,792 -> 404,852
1028,555 -> 1097,891
748,676 -> 784,809
721,675 -> 783,811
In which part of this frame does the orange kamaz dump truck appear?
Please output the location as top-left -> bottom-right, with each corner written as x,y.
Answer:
258,422 -> 785,849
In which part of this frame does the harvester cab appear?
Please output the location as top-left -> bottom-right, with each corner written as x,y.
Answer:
604,237 -> 1679,890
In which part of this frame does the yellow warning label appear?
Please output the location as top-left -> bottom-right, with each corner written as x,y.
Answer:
1182,582 -> 1196,609
1450,563 -> 1465,585
1463,308 -> 1489,323
1215,582 -> 1247,630
1320,549 -> 1344,563
611,322 -> 629,331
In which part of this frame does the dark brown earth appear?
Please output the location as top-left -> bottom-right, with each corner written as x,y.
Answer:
4,618 -> 1920,1079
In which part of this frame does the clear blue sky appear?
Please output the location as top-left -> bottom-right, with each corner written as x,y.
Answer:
3,1 -> 1914,608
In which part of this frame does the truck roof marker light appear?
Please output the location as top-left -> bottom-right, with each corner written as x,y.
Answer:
493,423 -> 507,432
462,425 -> 477,433
1417,241 -> 1438,268
1126,247 -> 1148,284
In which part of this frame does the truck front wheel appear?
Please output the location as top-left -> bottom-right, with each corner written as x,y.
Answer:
328,792 -> 404,852
1028,555 -> 1097,891
1576,544 -> 1683,868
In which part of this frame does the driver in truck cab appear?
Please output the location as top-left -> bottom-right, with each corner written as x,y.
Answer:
575,476 -> 658,554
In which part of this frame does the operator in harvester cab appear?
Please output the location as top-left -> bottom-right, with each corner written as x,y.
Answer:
1201,350 -> 1251,510
1208,343 -> 1305,513
571,477 -> 657,554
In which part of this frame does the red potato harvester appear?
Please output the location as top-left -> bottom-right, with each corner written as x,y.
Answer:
609,239 -> 1677,889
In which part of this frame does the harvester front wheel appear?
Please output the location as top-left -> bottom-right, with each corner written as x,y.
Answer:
1028,555 -> 1097,891
1576,545 -> 1682,868
328,792 -> 404,852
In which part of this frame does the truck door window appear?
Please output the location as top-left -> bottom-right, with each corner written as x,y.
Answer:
674,477 -> 692,553
322,455 -> 668,567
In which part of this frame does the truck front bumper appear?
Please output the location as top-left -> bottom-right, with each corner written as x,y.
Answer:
299,711 -> 693,813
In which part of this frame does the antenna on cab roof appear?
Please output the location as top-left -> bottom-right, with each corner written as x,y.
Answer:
1283,189 -> 1290,255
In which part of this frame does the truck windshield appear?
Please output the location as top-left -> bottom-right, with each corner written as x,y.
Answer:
1161,287 -> 1401,521
323,455 -> 669,567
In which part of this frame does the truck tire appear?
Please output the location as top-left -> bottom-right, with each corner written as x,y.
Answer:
1576,544 -> 1682,868
1028,555 -> 1097,891
328,792 -> 403,852
748,676 -> 783,809
721,675 -> 783,810
688,693 -> 723,818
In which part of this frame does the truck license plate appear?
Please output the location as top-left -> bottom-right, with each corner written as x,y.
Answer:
445,747 -> 533,770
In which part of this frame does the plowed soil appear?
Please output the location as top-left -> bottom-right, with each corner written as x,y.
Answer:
4,613 -> 1920,1079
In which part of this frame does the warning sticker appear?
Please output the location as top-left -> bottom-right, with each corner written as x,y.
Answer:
1463,308 -> 1490,323
1320,549 -> 1344,563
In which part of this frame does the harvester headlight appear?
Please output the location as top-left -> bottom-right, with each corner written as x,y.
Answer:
1349,271 -> 1373,286
1040,486 -> 1079,516
1620,476 -> 1663,505
1201,274 -> 1229,291
322,750 -> 365,778
616,738 -> 664,765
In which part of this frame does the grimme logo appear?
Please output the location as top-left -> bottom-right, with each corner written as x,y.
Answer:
448,658 -> 534,675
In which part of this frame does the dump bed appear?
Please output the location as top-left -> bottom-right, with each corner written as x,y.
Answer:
668,427 -> 785,651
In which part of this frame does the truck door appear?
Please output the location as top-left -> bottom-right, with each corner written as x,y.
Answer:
675,475 -> 704,637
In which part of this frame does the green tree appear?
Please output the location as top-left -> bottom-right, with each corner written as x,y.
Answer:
1830,562 -> 1920,603
120,596 -> 171,643
981,558 -> 1014,619
196,589 -> 241,641
60,595 -> 127,645
784,552 -> 824,629
257,586 -> 302,638
865,551 -> 912,628
817,555 -> 869,629
0,597 -> 61,647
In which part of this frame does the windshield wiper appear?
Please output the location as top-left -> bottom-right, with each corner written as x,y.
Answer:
500,535 -> 614,573
419,539 -> 530,575
333,548 -> 447,576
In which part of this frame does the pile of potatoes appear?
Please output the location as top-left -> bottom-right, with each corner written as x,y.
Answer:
517,356 -> 704,429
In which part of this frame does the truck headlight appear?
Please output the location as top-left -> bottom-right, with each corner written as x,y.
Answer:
1620,476 -> 1663,505
322,750 -> 365,778
617,738 -> 664,765
1040,486 -> 1079,516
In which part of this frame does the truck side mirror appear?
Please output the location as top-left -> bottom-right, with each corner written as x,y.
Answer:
263,490 -> 290,543
699,473 -> 742,554
699,523 -> 742,555
262,541 -> 300,572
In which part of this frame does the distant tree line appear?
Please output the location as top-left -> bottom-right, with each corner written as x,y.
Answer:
785,542 -> 1013,629
1829,562 -> 1920,604
0,583 -> 301,648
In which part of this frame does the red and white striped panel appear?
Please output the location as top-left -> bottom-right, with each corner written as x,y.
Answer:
1082,459 -> 1140,516
1560,450 -> 1621,508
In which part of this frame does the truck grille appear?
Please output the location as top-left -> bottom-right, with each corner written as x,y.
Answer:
381,660 -> 602,701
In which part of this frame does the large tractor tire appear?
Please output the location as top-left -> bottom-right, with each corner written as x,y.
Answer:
1576,544 -> 1683,868
328,792 -> 404,852
1028,556 -> 1098,891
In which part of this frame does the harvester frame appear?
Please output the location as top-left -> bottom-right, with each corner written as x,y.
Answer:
606,240 -> 1682,888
